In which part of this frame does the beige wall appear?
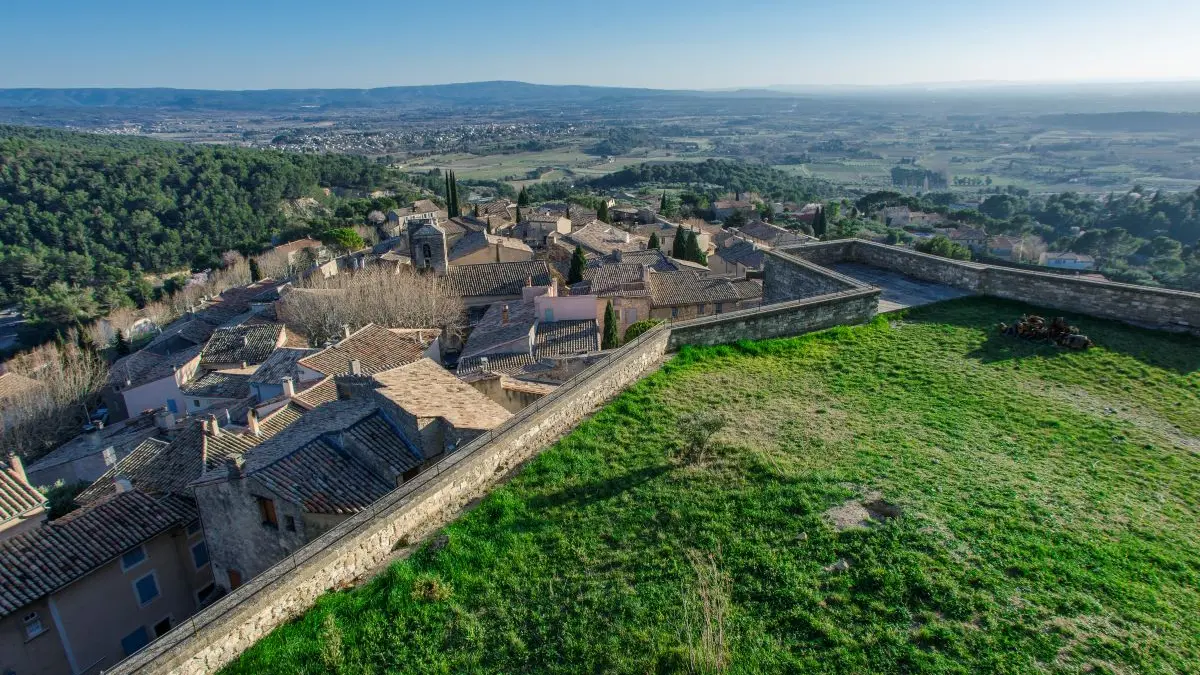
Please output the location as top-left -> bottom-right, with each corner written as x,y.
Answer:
453,245 -> 533,266
596,296 -> 651,338
0,506 -> 47,542
0,525 -> 211,675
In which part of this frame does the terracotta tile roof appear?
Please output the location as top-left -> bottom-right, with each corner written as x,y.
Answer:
373,359 -> 512,430
456,353 -> 546,378
578,263 -> 650,297
242,400 -> 375,475
732,278 -> 764,300
0,490 -> 196,617
250,348 -> 321,385
535,320 -> 599,357
0,466 -> 45,526
299,324 -> 433,376
258,402 -> 308,437
737,221 -> 814,248
145,317 -> 217,351
200,323 -> 283,366
255,437 -> 394,515
479,199 -> 513,218
460,301 -> 536,360
108,343 -> 203,390
445,261 -> 551,298
25,416 -> 160,476
564,221 -> 648,255
179,371 -> 251,399
649,271 -> 745,307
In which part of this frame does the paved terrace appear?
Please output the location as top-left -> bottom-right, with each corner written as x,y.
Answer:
831,262 -> 973,312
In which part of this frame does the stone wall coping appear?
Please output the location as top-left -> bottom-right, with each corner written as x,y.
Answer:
763,247 -> 873,290
670,286 -> 880,333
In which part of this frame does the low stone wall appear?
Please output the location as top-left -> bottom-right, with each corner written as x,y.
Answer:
787,239 -> 1200,334
668,288 -> 879,349
762,249 -> 864,303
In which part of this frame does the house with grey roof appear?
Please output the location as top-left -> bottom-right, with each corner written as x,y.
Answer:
102,343 -> 204,421
736,220 -> 815,249
709,238 -> 766,276
193,361 -> 509,589
448,230 -> 535,265
180,371 -> 252,415
445,260 -> 553,307
556,220 -> 649,256
199,323 -> 286,370
25,414 -> 163,488
248,347 -> 323,402
649,270 -> 762,321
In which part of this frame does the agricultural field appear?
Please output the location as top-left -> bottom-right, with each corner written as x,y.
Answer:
223,298 -> 1200,674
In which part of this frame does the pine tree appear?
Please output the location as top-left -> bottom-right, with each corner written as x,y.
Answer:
602,301 -> 619,350
249,257 -> 262,282
597,201 -> 609,223
568,245 -> 587,284
648,231 -> 660,250
672,225 -> 687,259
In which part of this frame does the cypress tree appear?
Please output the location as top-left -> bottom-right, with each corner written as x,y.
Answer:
672,225 -> 687,259
648,231 -> 660,250
515,205 -> 522,223
660,192 -> 668,211
444,173 -> 451,208
568,245 -> 587,285
597,201 -> 609,223
814,207 -> 827,237
685,229 -> 703,263
249,257 -> 262,282
602,301 -> 620,349
518,185 -> 530,207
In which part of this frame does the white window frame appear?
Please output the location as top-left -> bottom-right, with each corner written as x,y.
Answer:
22,611 -> 46,640
132,570 -> 161,608
121,545 -> 147,572
190,540 -> 210,571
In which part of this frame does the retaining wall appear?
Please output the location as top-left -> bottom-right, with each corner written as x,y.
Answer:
789,239 -> 1200,334
106,256 -> 880,675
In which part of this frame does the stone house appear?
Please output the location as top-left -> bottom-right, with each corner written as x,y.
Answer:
448,231 -> 534,265
104,344 -> 204,420
0,489 -> 211,675
949,228 -> 988,252
709,238 -> 765,276
298,324 -> 441,377
712,199 -> 755,220
445,260 -> 553,308
648,271 -> 763,321
518,213 -> 571,247
556,221 -> 649,257
193,361 -> 510,589
736,221 -> 815,249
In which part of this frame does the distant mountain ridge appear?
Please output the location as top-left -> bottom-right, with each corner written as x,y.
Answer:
0,81 -> 794,111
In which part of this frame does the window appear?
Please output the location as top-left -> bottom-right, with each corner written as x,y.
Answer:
133,572 -> 160,607
186,520 -> 202,537
228,569 -> 243,590
671,307 -> 679,319
22,612 -> 46,640
285,515 -> 296,532
121,626 -> 150,656
716,303 -> 724,315
193,399 -> 201,407
196,582 -> 217,605
153,617 -> 172,638
121,545 -> 147,571
166,399 -> 178,414
627,309 -> 637,323
191,541 -> 210,569
257,496 -> 278,528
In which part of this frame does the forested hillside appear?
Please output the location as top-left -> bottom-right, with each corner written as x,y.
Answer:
0,125 -> 388,333
587,159 -> 830,202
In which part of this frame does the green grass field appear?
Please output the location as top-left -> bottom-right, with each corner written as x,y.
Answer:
223,298 -> 1200,674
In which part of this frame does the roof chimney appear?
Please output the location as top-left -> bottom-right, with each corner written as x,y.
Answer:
501,304 -> 510,324
525,275 -> 533,287
342,324 -> 352,339
281,377 -> 295,398
612,248 -> 622,262
224,456 -> 244,479
549,278 -> 559,297
624,231 -> 631,244
207,414 -> 221,437
114,476 -> 133,493
6,452 -> 26,483
348,359 -> 362,376
247,408 -> 261,437
155,408 -> 176,431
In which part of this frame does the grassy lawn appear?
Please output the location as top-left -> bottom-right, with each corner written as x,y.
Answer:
224,298 -> 1200,674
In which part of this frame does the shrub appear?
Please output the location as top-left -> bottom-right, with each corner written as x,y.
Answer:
676,411 -> 726,464
624,319 -> 663,343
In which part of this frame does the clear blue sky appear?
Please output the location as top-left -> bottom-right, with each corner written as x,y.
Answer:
4,0 -> 1198,89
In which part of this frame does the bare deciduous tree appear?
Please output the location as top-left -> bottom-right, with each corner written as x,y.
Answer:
277,268 -> 464,347
1,330 -> 110,464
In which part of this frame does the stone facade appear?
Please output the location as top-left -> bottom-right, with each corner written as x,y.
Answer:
762,249 -> 864,303
667,289 -> 879,350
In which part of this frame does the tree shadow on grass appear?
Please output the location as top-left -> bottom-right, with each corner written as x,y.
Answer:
903,296 -> 1200,375
527,463 -> 674,513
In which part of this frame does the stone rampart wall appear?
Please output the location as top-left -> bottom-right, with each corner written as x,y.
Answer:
788,240 -> 1200,334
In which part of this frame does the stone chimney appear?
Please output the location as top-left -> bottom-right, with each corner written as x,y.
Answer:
342,324 -> 352,339
612,248 -> 622,262
224,456 -> 244,479
247,408 -> 261,437
549,278 -> 559,297
348,359 -> 362,376
6,451 -> 26,482
525,275 -> 533,287
281,377 -> 295,398
207,414 -> 221,437
155,408 -> 176,431
501,304 -> 510,324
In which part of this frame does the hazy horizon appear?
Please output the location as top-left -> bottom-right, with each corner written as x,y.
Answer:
4,0 -> 1199,90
